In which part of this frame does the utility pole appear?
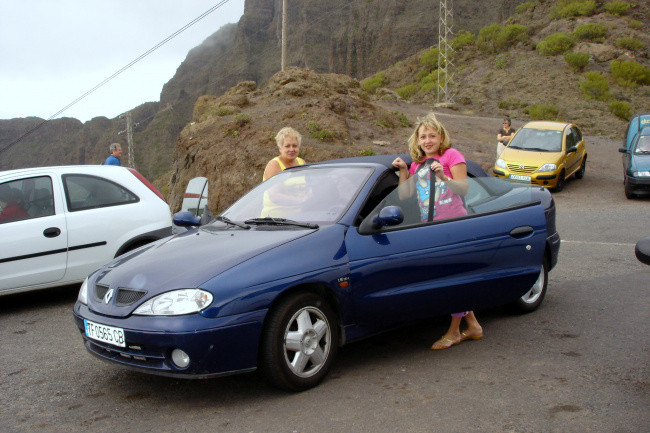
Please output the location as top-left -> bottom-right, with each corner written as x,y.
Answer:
437,0 -> 455,104
118,111 -> 135,169
281,0 -> 287,71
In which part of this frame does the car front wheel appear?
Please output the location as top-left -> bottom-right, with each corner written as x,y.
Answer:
624,178 -> 635,199
260,292 -> 338,392
508,258 -> 548,314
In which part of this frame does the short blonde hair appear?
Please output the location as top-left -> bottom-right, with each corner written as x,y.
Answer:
275,127 -> 302,147
407,112 -> 452,164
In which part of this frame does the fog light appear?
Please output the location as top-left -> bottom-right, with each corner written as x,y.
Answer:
171,349 -> 190,368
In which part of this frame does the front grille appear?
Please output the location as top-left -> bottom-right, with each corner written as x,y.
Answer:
93,284 -> 146,306
116,289 -> 147,306
94,284 -> 109,301
507,163 -> 538,174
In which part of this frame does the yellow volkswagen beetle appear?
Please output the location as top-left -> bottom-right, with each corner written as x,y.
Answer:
493,121 -> 587,192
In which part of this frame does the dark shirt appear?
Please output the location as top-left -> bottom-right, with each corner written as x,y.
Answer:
499,127 -> 515,144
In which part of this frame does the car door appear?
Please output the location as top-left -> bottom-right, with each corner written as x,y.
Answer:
344,176 -> 547,327
0,174 -> 68,293
563,126 -> 582,176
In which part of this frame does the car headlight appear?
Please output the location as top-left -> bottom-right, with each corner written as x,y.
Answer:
537,163 -> 557,173
496,158 -> 506,169
633,171 -> 650,177
78,278 -> 89,305
133,289 -> 213,316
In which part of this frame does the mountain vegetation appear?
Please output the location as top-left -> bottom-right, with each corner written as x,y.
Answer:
1,0 -> 648,210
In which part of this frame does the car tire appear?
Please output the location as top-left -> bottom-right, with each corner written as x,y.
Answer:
553,171 -> 565,193
624,178 -> 635,199
260,292 -> 338,392
507,257 -> 548,314
574,157 -> 586,179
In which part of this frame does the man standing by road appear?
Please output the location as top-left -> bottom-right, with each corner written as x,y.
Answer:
104,143 -> 122,166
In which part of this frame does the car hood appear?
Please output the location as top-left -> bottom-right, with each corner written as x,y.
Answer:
500,148 -> 561,166
631,153 -> 650,171
87,226 -> 315,317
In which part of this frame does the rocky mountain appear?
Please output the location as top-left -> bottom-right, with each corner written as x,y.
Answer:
0,0 -> 524,180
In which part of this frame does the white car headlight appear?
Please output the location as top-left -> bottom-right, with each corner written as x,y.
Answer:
78,278 -> 89,305
537,163 -> 557,173
496,158 -> 506,169
133,289 -> 213,316
633,171 -> 650,177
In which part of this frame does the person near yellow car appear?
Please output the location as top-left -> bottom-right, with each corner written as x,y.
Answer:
492,121 -> 587,192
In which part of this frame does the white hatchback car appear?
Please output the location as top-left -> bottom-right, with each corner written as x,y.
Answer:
0,165 -> 172,296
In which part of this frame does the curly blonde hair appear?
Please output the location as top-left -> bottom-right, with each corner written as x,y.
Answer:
275,127 -> 302,147
407,112 -> 452,164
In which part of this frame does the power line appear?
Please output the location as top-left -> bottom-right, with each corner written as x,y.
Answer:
0,0 -> 233,157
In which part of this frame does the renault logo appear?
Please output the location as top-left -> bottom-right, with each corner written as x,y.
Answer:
104,289 -> 114,304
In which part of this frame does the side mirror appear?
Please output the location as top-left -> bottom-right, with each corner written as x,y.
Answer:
173,211 -> 201,227
635,236 -> 650,266
180,177 -> 209,217
618,147 -> 629,154
359,205 -> 404,234
374,206 -> 404,227
566,146 -> 577,154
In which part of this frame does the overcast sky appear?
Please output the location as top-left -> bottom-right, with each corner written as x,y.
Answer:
0,0 -> 244,123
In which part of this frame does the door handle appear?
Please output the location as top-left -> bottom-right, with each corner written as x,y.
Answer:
43,227 -> 61,238
509,226 -> 533,238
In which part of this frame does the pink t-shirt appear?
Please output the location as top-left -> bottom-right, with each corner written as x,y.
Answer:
408,148 -> 467,221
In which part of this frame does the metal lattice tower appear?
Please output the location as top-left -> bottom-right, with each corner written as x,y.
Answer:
437,0 -> 455,103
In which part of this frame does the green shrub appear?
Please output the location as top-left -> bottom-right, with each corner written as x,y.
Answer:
552,0 -> 597,18
233,113 -> 251,127
498,97 -> 527,110
525,104 -> 559,120
362,72 -> 386,94
420,48 -> 440,70
609,100 -> 632,121
605,1 -> 630,16
360,147 -> 376,156
496,24 -> 528,49
580,72 -> 611,101
616,37 -> 644,51
306,121 -> 334,141
572,23 -> 607,42
495,55 -> 508,69
396,84 -> 419,100
477,24 -> 528,53
452,30 -> 475,50
420,81 -> 438,94
536,32 -> 574,56
610,60 -> 650,87
515,1 -> 536,13
627,19 -> 642,30
477,23 -> 501,53
420,71 -> 437,86
394,111 -> 412,128
564,52 -> 590,72
215,107 -> 234,116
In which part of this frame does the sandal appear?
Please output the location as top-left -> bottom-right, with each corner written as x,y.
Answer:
430,336 -> 461,350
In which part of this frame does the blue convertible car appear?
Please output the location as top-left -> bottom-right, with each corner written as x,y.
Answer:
73,155 -> 560,391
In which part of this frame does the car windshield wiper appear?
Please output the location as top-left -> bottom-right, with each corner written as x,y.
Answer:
525,147 -> 547,152
244,217 -> 319,229
215,216 -> 251,229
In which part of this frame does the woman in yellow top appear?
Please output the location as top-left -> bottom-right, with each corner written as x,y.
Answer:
261,127 -> 311,217
263,127 -> 306,181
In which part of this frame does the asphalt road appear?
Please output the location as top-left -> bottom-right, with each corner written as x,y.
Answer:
1,135 -> 648,433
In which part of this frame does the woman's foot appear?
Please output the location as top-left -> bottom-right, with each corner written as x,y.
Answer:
430,335 -> 461,350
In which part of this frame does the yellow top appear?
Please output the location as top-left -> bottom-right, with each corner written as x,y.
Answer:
261,157 -> 307,218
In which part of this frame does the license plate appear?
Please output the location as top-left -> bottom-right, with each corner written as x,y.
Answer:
510,174 -> 531,181
84,320 -> 126,347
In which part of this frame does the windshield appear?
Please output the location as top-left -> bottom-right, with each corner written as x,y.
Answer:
221,166 -> 372,225
634,134 -> 650,154
508,128 -> 563,152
